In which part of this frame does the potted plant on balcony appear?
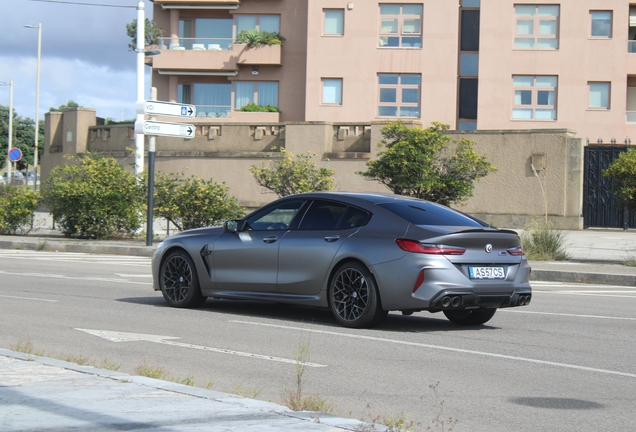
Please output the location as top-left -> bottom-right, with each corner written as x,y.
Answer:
235,29 -> 285,48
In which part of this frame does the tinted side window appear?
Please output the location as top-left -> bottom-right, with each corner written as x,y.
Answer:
298,200 -> 347,230
246,199 -> 305,230
338,206 -> 370,229
378,202 -> 486,227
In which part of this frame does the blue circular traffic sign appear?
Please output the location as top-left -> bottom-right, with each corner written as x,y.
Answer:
8,147 -> 22,162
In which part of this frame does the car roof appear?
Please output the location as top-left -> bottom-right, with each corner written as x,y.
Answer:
290,191 -> 430,206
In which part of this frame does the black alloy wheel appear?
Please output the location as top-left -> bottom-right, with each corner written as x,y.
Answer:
160,250 -> 206,308
443,308 -> 497,326
329,262 -> 386,328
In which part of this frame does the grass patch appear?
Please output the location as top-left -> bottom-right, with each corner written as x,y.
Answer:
134,362 -> 168,380
624,256 -> 636,267
98,358 -> 122,371
11,339 -> 45,359
521,221 -> 568,261
281,337 -> 335,414
233,382 -> 263,399
63,353 -> 92,366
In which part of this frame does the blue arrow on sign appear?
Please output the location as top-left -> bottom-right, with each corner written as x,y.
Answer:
8,147 -> 22,162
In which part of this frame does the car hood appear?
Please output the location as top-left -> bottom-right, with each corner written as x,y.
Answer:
163,226 -> 224,243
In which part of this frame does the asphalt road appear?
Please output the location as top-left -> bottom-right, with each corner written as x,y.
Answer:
1,250 -> 635,432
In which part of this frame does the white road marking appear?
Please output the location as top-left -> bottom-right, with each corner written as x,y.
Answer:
500,309 -> 636,321
75,328 -> 327,368
114,274 -> 151,278
0,270 -> 151,286
230,320 -> 636,379
0,294 -> 58,303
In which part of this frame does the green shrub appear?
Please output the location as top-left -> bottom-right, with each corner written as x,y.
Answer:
42,153 -> 145,239
250,147 -> 336,197
153,173 -> 245,231
358,121 -> 496,206
236,29 -> 285,47
0,185 -> 39,234
521,221 -> 568,261
237,103 -> 280,113
603,148 -> 636,214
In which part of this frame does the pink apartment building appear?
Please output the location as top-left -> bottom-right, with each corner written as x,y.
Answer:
148,0 -> 636,142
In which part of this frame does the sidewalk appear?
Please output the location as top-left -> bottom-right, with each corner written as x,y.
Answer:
0,348 -> 369,432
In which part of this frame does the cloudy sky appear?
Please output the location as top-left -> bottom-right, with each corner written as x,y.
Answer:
0,0 -> 153,122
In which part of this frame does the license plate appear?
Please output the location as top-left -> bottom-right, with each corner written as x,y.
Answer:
469,266 -> 505,279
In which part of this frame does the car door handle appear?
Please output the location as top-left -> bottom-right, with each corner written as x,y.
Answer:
263,236 -> 278,243
324,235 -> 340,242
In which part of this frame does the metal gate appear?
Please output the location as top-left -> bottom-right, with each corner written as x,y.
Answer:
583,144 -> 636,229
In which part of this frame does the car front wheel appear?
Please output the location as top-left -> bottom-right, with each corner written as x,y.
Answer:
443,308 -> 497,326
329,262 -> 386,328
160,250 -> 206,308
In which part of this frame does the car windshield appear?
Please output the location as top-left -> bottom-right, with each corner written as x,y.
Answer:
378,201 -> 487,227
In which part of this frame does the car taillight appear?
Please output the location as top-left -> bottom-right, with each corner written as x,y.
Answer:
396,239 -> 466,255
507,246 -> 525,256
413,269 -> 425,293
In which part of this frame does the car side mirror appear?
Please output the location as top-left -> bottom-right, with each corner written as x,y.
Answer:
224,220 -> 245,233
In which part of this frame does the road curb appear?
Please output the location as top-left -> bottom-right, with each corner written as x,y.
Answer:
530,269 -> 636,287
0,238 -> 154,257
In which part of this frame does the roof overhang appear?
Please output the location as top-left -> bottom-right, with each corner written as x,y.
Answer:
157,70 -> 239,76
153,0 -> 240,10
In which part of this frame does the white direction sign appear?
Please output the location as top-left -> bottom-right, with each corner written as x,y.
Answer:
135,120 -> 195,139
136,100 -> 196,118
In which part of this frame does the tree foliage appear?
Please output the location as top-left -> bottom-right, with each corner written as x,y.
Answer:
0,105 -> 44,171
0,185 -> 39,234
126,18 -> 163,51
250,147 -> 336,197
153,173 -> 245,231
49,100 -> 81,112
358,121 -> 496,206
603,148 -> 636,213
42,153 -> 145,239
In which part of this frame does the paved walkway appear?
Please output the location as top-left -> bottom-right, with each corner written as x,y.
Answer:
0,349 -> 368,432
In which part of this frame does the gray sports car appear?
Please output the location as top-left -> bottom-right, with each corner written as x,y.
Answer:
152,192 -> 532,328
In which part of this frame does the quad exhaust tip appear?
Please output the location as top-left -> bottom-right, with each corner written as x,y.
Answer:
441,296 -> 462,308
517,295 -> 531,306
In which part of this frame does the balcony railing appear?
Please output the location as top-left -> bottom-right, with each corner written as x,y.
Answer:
158,37 -> 233,51
627,111 -> 636,123
629,41 -> 636,53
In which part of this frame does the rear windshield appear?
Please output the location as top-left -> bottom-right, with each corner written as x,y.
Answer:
378,202 -> 487,227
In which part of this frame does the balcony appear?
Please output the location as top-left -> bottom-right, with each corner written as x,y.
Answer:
147,38 -> 282,72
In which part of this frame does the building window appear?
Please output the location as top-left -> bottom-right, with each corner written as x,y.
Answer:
234,82 -> 279,109
180,83 -> 232,118
179,18 -> 233,50
589,82 -> 610,109
514,5 -> 559,50
322,79 -> 343,104
324,9 -> 344,35
378,74 -> 421,117
512,75 -> 557,120
379,4 -> 422,48
236,15 -> 280,34
590,11 -> 612,38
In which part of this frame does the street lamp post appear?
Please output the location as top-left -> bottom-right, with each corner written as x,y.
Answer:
135,1 -> 145,176
24,23 -> 42,191
0,80 -> 13,180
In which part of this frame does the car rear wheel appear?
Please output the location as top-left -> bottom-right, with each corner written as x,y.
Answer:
160,250 -> 206,308
443,308 -> 497,326
329,262 -> 386,328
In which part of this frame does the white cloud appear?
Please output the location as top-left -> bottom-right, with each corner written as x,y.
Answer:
0,0 -> 153,121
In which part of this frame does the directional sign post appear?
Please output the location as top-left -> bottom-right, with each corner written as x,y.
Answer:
8,147 -> 22,162
135,100 -> 196,118
135,120 -> 196,139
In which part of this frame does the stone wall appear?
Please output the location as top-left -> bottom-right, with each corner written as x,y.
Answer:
43,108 -> 583,229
